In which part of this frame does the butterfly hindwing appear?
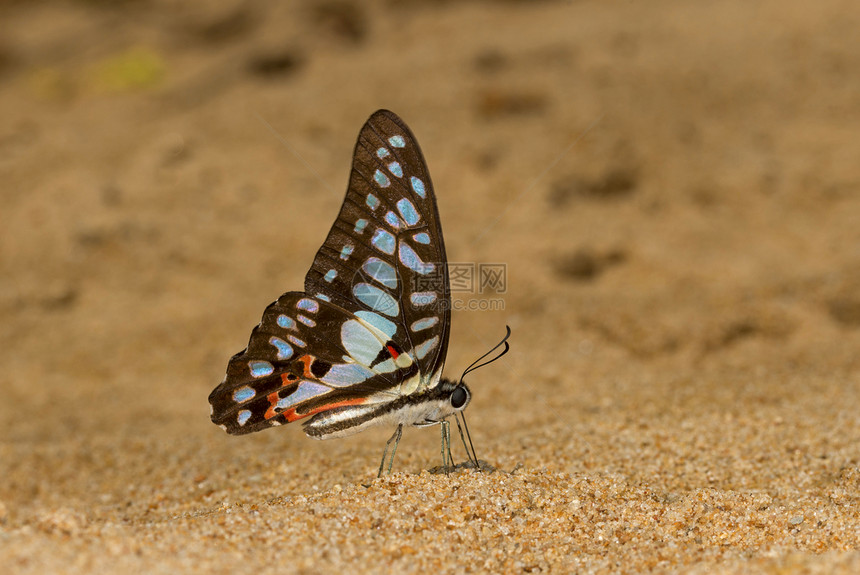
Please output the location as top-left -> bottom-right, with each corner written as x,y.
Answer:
304,110 -> 451,388
209,292 -> 418,435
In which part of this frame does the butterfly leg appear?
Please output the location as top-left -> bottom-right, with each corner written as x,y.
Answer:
377,424 -> 403,478
440,419 -> 455,474
454,412 -> 480,470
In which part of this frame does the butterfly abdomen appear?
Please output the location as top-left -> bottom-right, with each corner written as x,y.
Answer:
302,379 -> 469,440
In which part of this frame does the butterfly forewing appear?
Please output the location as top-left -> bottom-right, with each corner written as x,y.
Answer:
304,110 -> 451,389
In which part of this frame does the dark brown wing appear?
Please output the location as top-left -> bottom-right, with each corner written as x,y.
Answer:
210,111 -> 452,435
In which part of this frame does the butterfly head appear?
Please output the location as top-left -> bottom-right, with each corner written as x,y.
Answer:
440,379 -> 472,413
450,382 -> 470,410
432,378 -> 471,417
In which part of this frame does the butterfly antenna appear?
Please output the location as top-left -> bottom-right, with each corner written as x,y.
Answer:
453,326 -> 512,472
459,325 -> 512,382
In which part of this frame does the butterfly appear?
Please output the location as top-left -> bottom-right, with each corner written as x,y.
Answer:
208,110 -> 509,476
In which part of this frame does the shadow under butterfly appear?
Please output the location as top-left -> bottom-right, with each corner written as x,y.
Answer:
208,109 -> 510,477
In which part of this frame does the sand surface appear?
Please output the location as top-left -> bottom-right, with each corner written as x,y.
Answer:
1,0 -> 859,573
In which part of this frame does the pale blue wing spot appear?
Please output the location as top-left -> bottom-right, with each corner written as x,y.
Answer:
276,381 -> 331,409
410,176 -> 426,198
389,135 -> 406,148
396,198 -> 420,226
316,293 -> 331,302
366,193 -> 380,210
388,161 -> 403,178
377,147 -> 390,159
414,336 -> 440,360
355,310 -> 398,339
410,317 -> 439,331
269,337 -> 294,360
288,335 -> 307,348
371,358 -> 397,374
410,291 -> 437,306
371,229 -> 396,255
355,219 -> 368,233
341,319 -> 386,365
385,211 -> 402,230
340,245 -> 354,260
362,257 -> 398,289
277,315 -> 296,329
399,242 -> 436,275
374,169 -> 390,188
249,360 -> 274,378
321,363 -> 376,386
233,386 -> 256,403
324,269 -> 337,283
237,410 -> 252,426
297,299 -> 319,313
353,283 -> 400,317
297,314 -> 317,327
413,232 -> 430,244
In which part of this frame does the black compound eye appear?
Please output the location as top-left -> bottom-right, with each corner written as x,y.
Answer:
451,386 -> 468,409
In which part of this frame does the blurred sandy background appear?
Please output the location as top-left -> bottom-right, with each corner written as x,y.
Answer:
1,0 -> 859,573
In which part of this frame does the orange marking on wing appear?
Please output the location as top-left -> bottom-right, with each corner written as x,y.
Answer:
386,345 -> 399,360
264,392 -> 280,420
298,355 -> 315,378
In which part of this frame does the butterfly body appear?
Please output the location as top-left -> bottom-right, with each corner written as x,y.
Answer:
209,110 -> 474,472
303,378 -> 471,440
